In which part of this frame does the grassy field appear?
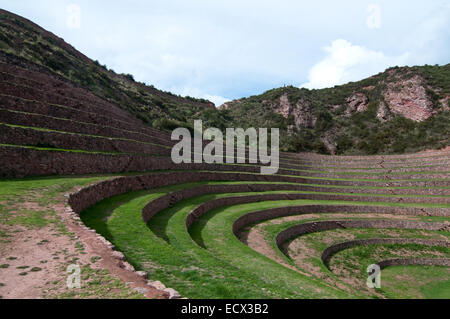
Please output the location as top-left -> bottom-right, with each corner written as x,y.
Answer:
1,171 -> 449,299
78,178 -> 449,298
0,15 -> 448,300
0,175 -> 146,298
381,266 -> 450,298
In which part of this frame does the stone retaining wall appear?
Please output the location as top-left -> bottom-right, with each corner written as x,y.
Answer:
275,220 -> 449,248
0,68 -> 136,123
0,71 -> 171,140
0,108 -> 173,147
5,146 -> 450,188
0,94 -> 173,146
65,172 -> 450,216
377,258 -> 450,269
0,123 -> 171,156
320,238 -> 450,268
3,92 -> 447,170
142,184 -> 450,224
233,206 -> 450,237
284,149 -> 450,162
280,161 -> 450,173
186,195 -> 449,229
0,92 -> 146,134
0,81 -> 136,122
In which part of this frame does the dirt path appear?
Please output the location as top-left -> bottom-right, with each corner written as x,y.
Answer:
0,190 -> 169,299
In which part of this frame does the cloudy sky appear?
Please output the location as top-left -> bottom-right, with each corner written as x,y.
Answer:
1,0 -> 449,105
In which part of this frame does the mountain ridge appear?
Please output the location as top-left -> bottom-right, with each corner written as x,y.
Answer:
1,8 -> 449,155
218,64 -> 450,155
0,9 -> 215,130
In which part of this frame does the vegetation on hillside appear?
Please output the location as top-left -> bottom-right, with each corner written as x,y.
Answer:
219,64 -> 450,155
1,9 -> 448,155
0,10 -> 214,129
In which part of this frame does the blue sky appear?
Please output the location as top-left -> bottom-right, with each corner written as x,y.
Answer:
1,0 -> 449,106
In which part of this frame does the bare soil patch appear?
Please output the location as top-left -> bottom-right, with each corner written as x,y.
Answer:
0,187 -> 168,299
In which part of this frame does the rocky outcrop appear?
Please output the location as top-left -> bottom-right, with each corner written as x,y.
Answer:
345,93 -> 369,115
276,93 -> 291,118
383,75 -> 434,122
273,93 -> 316,129
376,101 -> 392,122
322,134 -> 337,155
219,100 -> 240,110
439,94 -> 450,111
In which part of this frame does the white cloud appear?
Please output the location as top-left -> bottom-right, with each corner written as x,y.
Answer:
203,95 -> 231,107
1,0 -> 448,99
169,86 -> 230,107
300,39 -> 410,89
399,2 -> 450,64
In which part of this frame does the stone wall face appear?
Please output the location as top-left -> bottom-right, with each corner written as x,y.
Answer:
0,94 -> 169,141
275,220 -> 448,248
0,108 -> 172,146
0,75 -> 146,127
69,172 -> 268,214
0,124 -> 171,156
234,206 -> 449,237
4,146 -> 450,193
187,195 -> 449,230
320,238 -> 450,268
281,149 -> 450,162
279,161 -> 450,173
67,172 -> 450,218
3,120 -> 447,174
142,184 -> 450,224
0,82 -> 121,118
377,258 -> 450,269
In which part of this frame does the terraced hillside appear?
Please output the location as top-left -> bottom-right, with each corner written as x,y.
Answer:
1,59 -> 449,297
0,9 -> 215,128
65,152 -> 449,299
0,12 -> 449,299
220,65 -> 450,155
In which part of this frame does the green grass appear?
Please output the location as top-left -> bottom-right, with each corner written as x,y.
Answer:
0,173 -> 148,299
331,243 -> 449,272
1,172 -> 448,299
79,177 -> 448,298
0,122 -> 171,149
3,120 -> 450,176
257,215 -> 449,298
49,264 -> 145,299
380,265 -> 450,298
421,278 -> 450,298
189,198 -> 448,298
3,210 -> 55,228
254,214 -> 449,265
81,184 -> 352,298
0,174 -> 116,203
